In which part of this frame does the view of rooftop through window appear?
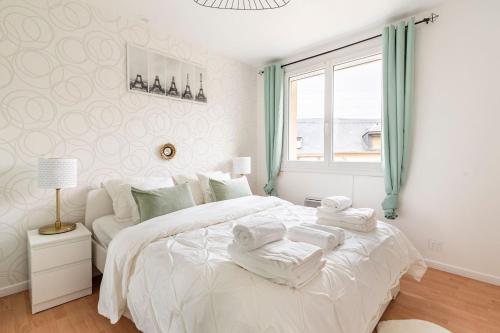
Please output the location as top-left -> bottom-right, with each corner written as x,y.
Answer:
287,54 -> 382,163
333,54 -> 382,162
288,70 -> 325,161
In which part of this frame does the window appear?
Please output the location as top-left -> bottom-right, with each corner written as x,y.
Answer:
333,55 -> 382,162
283,44 -> 383,175
288,70 -> 325,161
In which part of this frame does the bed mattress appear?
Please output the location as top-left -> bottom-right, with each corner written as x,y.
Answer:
92,215 -> 134,248
98,195 -> 426,333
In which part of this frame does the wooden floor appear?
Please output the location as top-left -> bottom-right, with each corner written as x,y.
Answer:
381,268 -> 500,332
0,268 -> 499,332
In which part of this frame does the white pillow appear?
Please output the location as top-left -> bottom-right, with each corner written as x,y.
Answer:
196,171 -> 231,203
103,177 -> 175,224
172,174 -> 205,205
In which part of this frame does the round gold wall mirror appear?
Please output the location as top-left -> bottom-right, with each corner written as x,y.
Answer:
160,143 -> 176,160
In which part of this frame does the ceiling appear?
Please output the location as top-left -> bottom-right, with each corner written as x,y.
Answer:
89,0 -> 446,67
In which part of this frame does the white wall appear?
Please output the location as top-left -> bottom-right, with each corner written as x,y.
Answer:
0,0 -> 258,294
257,0 -> 500,284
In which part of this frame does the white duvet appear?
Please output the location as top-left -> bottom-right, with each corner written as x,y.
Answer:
98,196 -> 426,333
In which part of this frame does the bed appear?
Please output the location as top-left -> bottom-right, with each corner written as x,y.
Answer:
85,189 -> 426,333
84,188 -> 114,273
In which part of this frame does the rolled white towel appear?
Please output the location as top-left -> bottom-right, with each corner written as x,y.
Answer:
321,196 -> 352,211
288,225 -> 343,251
317,217 -> 377,233
232,217 -> 286,251
317,207 -> 375,224
299,223 -> 345,244
228,239 -> 325,288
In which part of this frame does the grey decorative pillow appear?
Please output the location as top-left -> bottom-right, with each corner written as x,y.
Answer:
209,176 -> 252,202
131,183 -> 196,223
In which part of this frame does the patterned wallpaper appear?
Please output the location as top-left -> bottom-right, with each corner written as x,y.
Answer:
0,0 -> 257,291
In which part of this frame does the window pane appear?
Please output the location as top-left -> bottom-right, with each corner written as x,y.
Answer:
333,55 -> 382,162
288,70 -> 325,161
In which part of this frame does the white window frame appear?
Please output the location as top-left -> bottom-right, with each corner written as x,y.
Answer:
281,40 -> 384,176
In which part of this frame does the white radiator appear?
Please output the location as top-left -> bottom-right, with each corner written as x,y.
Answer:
304,196 -> 322,208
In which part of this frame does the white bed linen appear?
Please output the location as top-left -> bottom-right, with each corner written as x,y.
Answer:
98,196 -> 426,333
92,215 -> 134,248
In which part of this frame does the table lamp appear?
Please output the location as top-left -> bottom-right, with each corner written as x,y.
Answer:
38,158 -> 77,235
233,157 -> 251,177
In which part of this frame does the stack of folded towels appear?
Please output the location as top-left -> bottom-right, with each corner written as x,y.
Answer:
228,217 -> 344,288
316,196 -> 377,232
287,223 -> 345,251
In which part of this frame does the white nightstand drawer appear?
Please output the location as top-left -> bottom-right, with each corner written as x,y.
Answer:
31,259 -> 92,304
28,223 -> 92,313
30,239 -> 91,272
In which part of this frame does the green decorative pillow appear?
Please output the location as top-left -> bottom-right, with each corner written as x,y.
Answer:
209,176 -> 252,201
131,183 -> 196,223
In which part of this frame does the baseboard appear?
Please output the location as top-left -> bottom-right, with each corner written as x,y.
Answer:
0,280 -> 28,298
425,258 -> 500,286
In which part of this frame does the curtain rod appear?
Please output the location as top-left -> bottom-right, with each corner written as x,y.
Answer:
258,13 -> 439,75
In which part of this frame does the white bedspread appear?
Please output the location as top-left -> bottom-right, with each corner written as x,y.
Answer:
98,195 -> 426,333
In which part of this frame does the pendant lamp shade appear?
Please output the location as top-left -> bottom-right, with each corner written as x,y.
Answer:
193,0 -> 291,10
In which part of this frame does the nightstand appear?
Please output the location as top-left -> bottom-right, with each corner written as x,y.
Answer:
27,223 -> 92,314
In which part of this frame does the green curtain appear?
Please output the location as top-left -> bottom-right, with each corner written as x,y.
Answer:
382,18 -> 415,219
263,64 -> 284,196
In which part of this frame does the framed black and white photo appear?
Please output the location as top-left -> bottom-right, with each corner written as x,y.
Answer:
166,57 -> 181,98
194,67 -> 207,103
148,51 -> 166,95
127,45 -> 148,92
126,44 -> 208,103
180,63 -> 195,100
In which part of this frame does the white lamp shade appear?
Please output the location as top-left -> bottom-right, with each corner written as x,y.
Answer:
233,157 -> 251,175
38,158 -> 77,189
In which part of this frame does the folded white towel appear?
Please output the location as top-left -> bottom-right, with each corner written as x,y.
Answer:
321,196 -> 352,211
232,217 -> 286,251
317,207 -> 375,224
317,217 -> 377,233
299,223 -> 346,244
228,239 -> 325,288
287,225 -> 344,251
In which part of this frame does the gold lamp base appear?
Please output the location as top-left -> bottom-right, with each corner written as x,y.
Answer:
38,222 -> 76,235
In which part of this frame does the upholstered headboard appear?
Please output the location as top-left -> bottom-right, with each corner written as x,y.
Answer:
84,188 -> 114,232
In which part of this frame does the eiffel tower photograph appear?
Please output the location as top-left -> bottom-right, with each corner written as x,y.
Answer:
130,74 -> 148,92
148,52 -> 166,95
149,75 -> 165,95
195,72 -> 207,103
182,73 -> 193,100
127,46 -> 148,92
166,57 -> 181,98
167,76 -> 180,97
127,45 -> 207,103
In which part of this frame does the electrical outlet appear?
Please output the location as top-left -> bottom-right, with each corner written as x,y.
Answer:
428,239 -> 443,252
